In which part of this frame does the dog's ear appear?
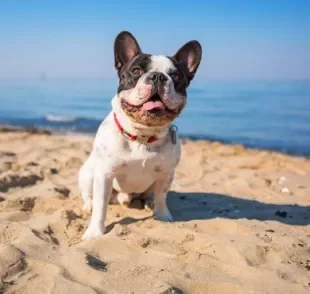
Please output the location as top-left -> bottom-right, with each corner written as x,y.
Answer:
114,31 -> 142,73
173,41 -> 202,81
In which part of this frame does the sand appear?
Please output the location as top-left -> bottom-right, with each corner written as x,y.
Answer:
0,127 -> 309,294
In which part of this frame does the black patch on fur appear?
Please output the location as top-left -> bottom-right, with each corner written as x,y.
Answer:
168,57 -> 190,96
117,54 -> 152,93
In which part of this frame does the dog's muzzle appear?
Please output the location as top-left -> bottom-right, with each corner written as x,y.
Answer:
147,72 -> 168,85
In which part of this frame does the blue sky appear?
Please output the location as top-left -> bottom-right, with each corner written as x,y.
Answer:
0,0 -> 309,81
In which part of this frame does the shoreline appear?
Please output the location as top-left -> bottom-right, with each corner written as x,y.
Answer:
1,123 -> 309,159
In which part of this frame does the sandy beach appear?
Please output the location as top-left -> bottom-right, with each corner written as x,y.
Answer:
0,127 -> 309,294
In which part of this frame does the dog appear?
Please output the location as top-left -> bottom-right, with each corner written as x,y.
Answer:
79,31 -> 202,240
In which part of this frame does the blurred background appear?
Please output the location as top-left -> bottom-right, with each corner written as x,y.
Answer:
0,0 -> 309,155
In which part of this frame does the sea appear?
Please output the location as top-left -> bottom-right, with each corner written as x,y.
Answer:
0,78 -> 309,156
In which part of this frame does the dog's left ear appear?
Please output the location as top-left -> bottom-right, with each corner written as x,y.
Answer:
114,31 -> 142,73
173,41 -> 202,81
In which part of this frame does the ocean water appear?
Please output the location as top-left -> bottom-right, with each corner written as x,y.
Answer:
0,78 -> 309,156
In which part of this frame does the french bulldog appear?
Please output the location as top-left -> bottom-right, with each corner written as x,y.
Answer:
79,31 -> 202,240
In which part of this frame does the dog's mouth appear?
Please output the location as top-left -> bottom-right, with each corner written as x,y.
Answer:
141,94 -> 165,113
121,93 -> 176,115
120,92 -> 181,126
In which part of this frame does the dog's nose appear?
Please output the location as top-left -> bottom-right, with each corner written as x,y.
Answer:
149,72 -> 167,83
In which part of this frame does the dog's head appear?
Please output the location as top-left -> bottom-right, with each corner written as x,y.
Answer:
114,31 -> 202,127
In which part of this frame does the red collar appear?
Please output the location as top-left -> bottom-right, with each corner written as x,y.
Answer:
113,113 -> 158,144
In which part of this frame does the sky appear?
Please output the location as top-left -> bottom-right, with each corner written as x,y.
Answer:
0,0 -> 309,81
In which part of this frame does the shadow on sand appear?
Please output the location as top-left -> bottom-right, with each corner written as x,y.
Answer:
105,191 -> 310,232
167,191 -> 310,226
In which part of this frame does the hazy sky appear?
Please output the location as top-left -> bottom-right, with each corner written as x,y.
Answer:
1,0 -> 309,80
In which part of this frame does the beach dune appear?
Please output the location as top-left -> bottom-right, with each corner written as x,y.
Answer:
0,128 -> 309,293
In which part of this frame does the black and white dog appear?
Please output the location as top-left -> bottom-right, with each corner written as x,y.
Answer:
79,31 -> 202,240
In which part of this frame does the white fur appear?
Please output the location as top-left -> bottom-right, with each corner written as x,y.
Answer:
150,55 -> 176,73
79,95 -> 181,240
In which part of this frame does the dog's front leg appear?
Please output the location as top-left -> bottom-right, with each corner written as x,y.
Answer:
153,172 -> 174,222
82,166 -> 113,240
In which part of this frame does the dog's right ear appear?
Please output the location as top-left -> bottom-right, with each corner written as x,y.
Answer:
114,31 -> 142,73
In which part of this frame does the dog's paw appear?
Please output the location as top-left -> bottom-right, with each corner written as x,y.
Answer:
153,206 -> 173,222
117,193 -> 132,207
82,224 -> 105,241
144,199 -> 154,211
82,198 -> 92,212
144,202 -> 153,212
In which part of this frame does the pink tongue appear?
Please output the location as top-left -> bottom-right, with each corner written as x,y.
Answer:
142,101 -> 165,111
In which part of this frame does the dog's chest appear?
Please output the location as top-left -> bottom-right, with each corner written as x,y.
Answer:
113,142 -> 176,193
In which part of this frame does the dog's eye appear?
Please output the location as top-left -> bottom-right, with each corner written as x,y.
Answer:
132,67 -> 143,76
170,71 -> 181,82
